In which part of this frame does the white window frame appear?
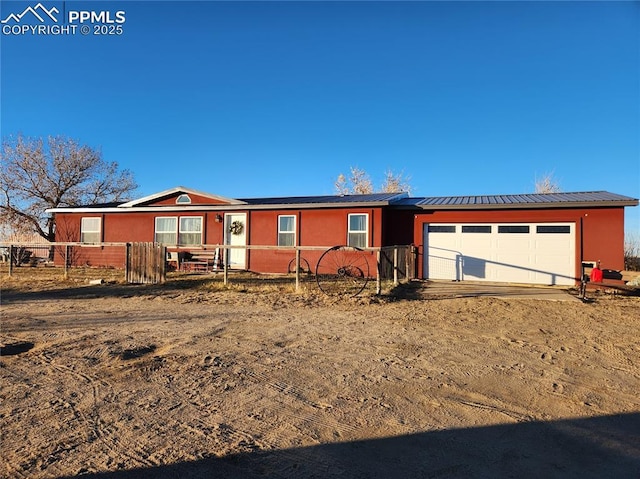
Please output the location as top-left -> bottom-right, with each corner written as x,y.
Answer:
278,215 -> 296,247
178,216 -> 203,246
155,217 -> 178,245
347,213 -> 368,248
80,217 -> 101,244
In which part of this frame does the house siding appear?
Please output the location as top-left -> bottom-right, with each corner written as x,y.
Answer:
248,207 -> 385,274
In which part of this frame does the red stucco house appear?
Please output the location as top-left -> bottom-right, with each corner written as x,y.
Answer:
48,186 -> 637,286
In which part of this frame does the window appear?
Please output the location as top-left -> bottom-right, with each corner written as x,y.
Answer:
498,225 -> 530,234
178,217 -> 203,245
155,217 -> 203,245
176,194 -> 191,204
278,215 -> 296,246
80,217 -> 101,243
155,217 -> 177,244
348,213 -> 368,248
429,225 -> 456,233
462,225 -> 491,233
537,225 -> 570,234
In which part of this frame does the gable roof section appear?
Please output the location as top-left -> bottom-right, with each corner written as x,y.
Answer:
395,191 -> 639,209
117,186 -> 246,207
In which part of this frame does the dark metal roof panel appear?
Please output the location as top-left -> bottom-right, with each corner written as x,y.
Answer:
75,201 -> 126,208
408,191 -> 638,208
238,192 -> 406,205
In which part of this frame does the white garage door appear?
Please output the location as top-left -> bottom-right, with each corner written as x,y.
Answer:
423,223 -> 575,285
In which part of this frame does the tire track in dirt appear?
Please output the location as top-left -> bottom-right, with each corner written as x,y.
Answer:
138,355 -> 354,477
239,363 -> 367,454
97,349 -> 273,466
37,350 -> 159,470
1,356 -> 93,477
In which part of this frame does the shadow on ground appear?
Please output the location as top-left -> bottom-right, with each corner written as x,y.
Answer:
56,413 -> 639,479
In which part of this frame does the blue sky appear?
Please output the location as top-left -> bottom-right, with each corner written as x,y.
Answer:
1,1 -> 639,232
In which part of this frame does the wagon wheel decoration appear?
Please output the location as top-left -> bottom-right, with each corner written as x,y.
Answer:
315,245 -> 370,297
288,257 -> 311,275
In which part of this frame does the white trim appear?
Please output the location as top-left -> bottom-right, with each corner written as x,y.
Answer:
178,216 -> 204,246
80,217 -> 101,244
154,216 -> 178,245
278,214 -> 296,246
347,213 -> 369,248
176,194 -> 191,204
47,200 -> 398,214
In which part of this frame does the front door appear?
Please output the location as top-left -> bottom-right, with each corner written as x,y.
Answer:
224,213 -> 247,269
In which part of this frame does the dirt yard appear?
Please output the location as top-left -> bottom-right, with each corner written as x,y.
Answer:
1,273 -> 639,478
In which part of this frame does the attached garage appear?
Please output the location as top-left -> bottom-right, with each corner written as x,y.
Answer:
424,223 -> 575,285
408,191 -> 638,286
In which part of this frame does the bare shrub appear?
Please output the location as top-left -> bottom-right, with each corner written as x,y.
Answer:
625,233 -> 640,271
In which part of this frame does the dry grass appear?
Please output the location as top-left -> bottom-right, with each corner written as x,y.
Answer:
0,265 -> 395,300
1,264 -> 126,291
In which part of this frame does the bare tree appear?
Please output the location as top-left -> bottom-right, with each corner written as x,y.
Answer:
625,232 -> 640,271
0,134 -> 137,242
335,166 -> 410,195
334,173 -> 350,196
381,169 -> 412,194
534,171 -> 562,194
349,167 -> 374,194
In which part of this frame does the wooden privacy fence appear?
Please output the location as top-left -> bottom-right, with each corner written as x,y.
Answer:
378,245 -> 417,282
125,242 -> 166,284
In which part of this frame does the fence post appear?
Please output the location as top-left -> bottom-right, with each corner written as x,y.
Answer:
295,248 -> 301,292
125,243 -> 131,282
8,245 -> 14,277
159,244 -> 167,283
223,246 -> 229,285
376,249 -> 381,295
64,245 -> 70,279
393,246 -> 399,285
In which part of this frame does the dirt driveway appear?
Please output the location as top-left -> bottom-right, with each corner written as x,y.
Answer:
1,278 -> 639,478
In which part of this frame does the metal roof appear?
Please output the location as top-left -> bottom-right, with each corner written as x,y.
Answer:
395,191 -> 639,209
239,192 -> 407,206
47,190 -> 637,214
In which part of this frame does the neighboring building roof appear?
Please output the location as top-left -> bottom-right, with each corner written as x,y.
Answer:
394,191 -> 639,209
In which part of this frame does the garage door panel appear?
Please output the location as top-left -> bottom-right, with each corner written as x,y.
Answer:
461,256 -> 487,280
424,224 -> 461,280
494,253 -> 535,283
424,223 -> 575,285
